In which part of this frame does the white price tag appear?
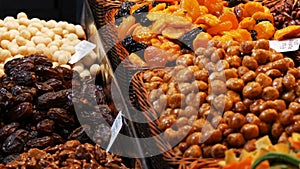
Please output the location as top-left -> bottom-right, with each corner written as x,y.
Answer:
69,40 -> 96,64
106,112 -> 123,151
269,38 -> 300,52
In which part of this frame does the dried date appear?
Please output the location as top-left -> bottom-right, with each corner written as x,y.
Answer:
2,129 -> 29,153
38,89 -> 71,109
26,136 -> 54,149
9,102 -> 33,122
0,123 -> 20,143
47,108 -> 75,127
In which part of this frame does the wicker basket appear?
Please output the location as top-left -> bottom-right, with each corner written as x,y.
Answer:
130,69 -> 223,169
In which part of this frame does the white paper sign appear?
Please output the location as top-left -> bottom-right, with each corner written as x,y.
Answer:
69,40 -> 96,64
269,38 -> 300,53
106,112 -> 123,151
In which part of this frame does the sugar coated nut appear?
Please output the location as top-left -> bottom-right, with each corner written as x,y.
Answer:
243,82 -> 262,99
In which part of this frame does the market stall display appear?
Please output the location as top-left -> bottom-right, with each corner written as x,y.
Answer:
84,0 -> 300,168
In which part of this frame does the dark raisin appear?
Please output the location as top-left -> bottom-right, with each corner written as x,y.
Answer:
44,79 -> 63,91
9,102 -> 33,122
47,108 -> 75,127
179,27 -> 206,50
122,35 -> 148,53
26,136 -> 53,149
0,123 -> 20,143
133,6 -> 153,26
37,119 -> 55,134
35,83 -> 54,95
68,125 -> 91,144
37,89 -> 71,109
14,93 -> 33,104
249,30 -> 258,40
256,18 -> 272,24
2,129 -> 29,154
115,2 -> 136,25
12,71 -> 36,86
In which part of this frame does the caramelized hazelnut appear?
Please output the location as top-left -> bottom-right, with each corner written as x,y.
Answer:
243,82 -> 262,99
227,133 -> 245,148
241,124 -> 259,140
259,109 -> 278,123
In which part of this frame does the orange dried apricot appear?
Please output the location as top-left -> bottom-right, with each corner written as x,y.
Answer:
238,17 -> 256,30
197,0 -> 205,5
207,21 -> 233,35
254,21 -> 275,40
181,0 -> 201,22
204,0 -> 224,15
274,25 -> 300,40
222,29 -> 252,42
243,2 -> 264,17
220,12 -> 239,29
252,12 -> 274,23
195,14 -> 220,27
193,32 -> 212,49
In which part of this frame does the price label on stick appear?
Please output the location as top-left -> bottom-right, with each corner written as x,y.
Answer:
106,112 -> 123,152
269,38 -> 300,52
69,40 -> 96,64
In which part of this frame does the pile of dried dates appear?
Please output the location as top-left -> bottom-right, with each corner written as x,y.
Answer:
0,55 -> 116,164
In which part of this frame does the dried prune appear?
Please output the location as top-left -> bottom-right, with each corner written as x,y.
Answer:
0,123 -> 20,143
180,27 -> 207,50
35,83 -> 53,95
2,129 -> 29,153
26,136 -> 53,149
4,57 -> 34,75
9,102 -> 33,122
115,2 -> 135,25
31,54 -> 52,67
47,108 -> 75,127
0,88 -> 14,109
14,93 -> 33,104
44,79 -> 63,91
54,66 -> 73,80
37,119 -> 55,134
249,30 -> 258,40
10,86 -> 37,97
35,66 -> 61,81
32,110 -> 47,122
38,89 -> 71,109
133,5 -> 153,26
11,71 -> 36,86
8,62 -> 35,76
122,35 -> 148,54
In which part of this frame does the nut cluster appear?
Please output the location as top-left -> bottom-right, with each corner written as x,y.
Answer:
0,55 -> 115,164
262,0 -> 300,29
144,39 -> 300,158
0,140 -> 127,169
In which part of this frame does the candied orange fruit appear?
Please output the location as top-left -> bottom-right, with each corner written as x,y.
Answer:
220,12 -> 239,29
181,0 -> 201,22
238,17 -> 256,30
254,21 -> 275,40
207,21 -> 233,35
243,2 -> 265,17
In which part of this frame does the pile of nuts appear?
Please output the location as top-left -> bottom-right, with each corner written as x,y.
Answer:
261,0 -> 300,29
0,140 -> 128,169
0,55 -> 115,164
143,39 -> 300,158
0,12 -> 101,78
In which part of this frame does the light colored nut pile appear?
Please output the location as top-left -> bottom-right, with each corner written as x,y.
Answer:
143,39 -> 300,159
0,12 -> 101,77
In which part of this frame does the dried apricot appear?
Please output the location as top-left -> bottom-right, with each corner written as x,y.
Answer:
274,25 -> 300,40
193,32 -> 212,49
238,17 -> 256,30
252,12 -> 274,23
207,21 -> 233,35
254,21 -> 275,40
220,12 -> 239,29
195,14 -> 220,27
181,0 -> 201,22
243,2 -> 264,17
204,0 -> 224,15
222,29 -> 252,42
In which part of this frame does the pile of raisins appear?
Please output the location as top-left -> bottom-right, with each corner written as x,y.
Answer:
0,55 -> 115,164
